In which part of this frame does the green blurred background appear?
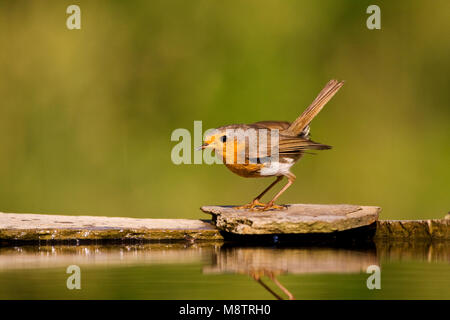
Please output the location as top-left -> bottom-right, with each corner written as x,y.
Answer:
0,0 -> 449,220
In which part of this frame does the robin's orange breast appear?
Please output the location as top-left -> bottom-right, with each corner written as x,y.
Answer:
224,162 -> 265,178
220,141 -> 266,177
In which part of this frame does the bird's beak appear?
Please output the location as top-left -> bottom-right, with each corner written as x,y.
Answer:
195,142 -> 209,151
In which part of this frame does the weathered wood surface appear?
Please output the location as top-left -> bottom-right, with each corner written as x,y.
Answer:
375,219 -> 450,240
0,212 -> 223,241
201,204 -> 381,235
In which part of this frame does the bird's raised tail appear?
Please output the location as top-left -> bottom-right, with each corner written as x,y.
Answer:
284,79 -> 344,136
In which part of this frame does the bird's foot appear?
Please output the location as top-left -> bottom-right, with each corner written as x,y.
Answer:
260,202 -> 287,211
235,199 -> 267,210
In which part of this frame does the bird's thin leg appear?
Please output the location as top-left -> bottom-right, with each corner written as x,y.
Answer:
253,176 -> 283,204
235,176 -> 283,209
263,172 -> 296,210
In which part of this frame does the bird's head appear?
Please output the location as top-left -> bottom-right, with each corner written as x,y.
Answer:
197,128 -> 229,154
197,125 -> 258,164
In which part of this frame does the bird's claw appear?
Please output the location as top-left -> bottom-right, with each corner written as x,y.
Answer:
235,201 -> 287,211
260,203 -> 287,211
235,199 -> 267,210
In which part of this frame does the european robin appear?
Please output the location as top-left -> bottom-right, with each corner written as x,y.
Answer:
199,79 -> 344,210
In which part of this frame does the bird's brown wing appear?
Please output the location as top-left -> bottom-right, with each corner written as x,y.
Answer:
249,122 -> 330,153
278,135 -> 331,155
243,123 -> 330,162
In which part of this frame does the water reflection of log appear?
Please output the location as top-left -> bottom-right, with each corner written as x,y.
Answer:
0,241 -> 447,272
376,241 -> 450,262
0,243 -> 221,270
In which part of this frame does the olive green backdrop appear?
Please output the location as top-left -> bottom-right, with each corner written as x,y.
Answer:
0,0 -> 449,220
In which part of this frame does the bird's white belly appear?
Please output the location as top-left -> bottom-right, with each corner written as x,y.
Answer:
259,160 -> 294,176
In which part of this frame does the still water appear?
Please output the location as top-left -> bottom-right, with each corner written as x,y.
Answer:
0,241 -> 448,299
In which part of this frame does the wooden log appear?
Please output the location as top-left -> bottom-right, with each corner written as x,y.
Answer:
375,219 -> 450,240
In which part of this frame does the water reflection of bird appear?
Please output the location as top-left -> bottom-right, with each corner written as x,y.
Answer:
250,270 -> 295,300
203,246 -> 379,299
199,80 -> 344,210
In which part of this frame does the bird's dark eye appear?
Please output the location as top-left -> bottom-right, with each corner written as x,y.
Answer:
220,135 -> 227,143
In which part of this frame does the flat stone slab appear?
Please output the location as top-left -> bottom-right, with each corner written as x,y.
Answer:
1,209 -> 448,243
0,212 -> 223,242
201,204 -> 381,235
